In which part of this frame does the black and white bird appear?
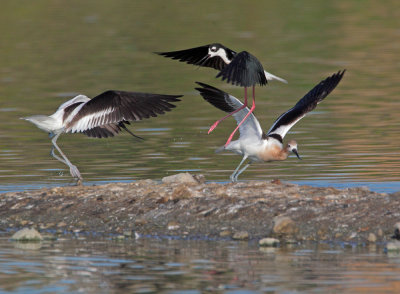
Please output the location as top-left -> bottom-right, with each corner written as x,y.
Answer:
196,70 -> 345,182
156,43 -> 287,146
22,90 -> 182,182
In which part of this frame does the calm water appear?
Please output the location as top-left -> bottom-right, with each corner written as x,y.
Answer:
0,235 -> 400,293
0,1 -> 399,193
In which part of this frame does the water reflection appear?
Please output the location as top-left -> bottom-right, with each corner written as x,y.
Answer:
1,236 -> 400,293
0,0 -> 399,192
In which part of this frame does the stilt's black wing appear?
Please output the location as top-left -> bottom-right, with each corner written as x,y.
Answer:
155,44 -> 235,71
216,51 -> 267,87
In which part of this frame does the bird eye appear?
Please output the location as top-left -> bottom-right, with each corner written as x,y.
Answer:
210,46 -> 217,52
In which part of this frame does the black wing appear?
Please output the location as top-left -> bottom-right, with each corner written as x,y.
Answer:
65,90 -> 182,134
195,82 -> 237,113
195,82 -> 263,140
82,121 -> 143,139
216,51 -> 267,87
156,44 -> 235,71
267,70 -> 345,140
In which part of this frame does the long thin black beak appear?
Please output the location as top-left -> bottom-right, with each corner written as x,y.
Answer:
292,148 -> 301,160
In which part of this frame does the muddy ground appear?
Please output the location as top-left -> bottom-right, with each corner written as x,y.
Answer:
1,173 -> 399,244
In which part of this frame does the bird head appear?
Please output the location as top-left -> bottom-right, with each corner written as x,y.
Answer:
286,140 -> 301,160
207,43 -> 226,59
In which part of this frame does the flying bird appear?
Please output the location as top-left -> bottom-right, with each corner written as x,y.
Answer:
22,90 -> 182,183
196,70 -> 345,182
156,43 -> 287,145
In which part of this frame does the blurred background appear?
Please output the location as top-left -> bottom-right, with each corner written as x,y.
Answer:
0,0 -> 399,192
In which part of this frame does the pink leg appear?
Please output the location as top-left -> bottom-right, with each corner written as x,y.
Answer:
224,86 -> 256,146
208,87 -> 248,134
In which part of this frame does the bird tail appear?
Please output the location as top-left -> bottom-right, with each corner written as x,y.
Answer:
215,145 -> 226,153
264,70 -> 288,84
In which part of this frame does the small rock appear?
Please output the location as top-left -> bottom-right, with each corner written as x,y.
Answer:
386,241 -> 400,252
232,231 -> 249,240
259,237 -> 280,247
377,228 -> 384,237
135,218 -> 147,226
349,232 -> 357,240
171,185 -> 195,199
123,231 -> 132,237
271,179 -> 282,185
219,230 -> 231,237
114,235 -> 125,240
57,221 -> 67,228
11,228 -> 43,242
368,233 -> 377,243
162,173 -> 198,185
167,221 -> 180,230
273,216 -> 298,236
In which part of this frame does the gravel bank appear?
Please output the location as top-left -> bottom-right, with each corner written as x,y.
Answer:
1,173 -> 399,244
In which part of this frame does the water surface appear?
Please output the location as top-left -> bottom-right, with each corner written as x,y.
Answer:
1,236 -> 400,293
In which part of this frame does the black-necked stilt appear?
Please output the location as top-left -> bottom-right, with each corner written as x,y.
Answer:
156,43 -> 287,145
22,90 -> 182,183
196,70 -> 345,182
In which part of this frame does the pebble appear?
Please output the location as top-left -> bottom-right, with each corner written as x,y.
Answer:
273,216 -> 298,236
259,237 -> 280,247
162,173 -> 198,184
219,230 -> 231,237
368,233 -> 377,243
386,241 -> 400,252
57,221 -> 67,228
232,231 -> 249,240
167,221 -> 180,230
11,228 -> 43,242
135,218 -> 147,226
123,231 -> 132,237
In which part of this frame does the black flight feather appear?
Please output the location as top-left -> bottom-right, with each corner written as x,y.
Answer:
216,51 -> 267,87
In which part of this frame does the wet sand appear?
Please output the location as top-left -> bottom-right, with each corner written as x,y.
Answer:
1,173 -> 399,244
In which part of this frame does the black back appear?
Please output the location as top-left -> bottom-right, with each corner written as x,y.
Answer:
216,51 -> 267,87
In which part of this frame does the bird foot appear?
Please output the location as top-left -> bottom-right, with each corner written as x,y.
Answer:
69,165 -> 83,182
208,121 -> 219,134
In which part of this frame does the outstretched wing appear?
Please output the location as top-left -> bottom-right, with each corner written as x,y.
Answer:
267,70 -> 345,141
216,51 -> 267,87
156,44 -> 237,71
64,90 -> 182,136
195,82 -> 263,140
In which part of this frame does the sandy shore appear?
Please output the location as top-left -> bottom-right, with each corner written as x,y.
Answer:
1,173 -> 399,244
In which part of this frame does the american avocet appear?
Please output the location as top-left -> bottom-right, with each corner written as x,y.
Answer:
196,70 -> 345,182
22,90 -> 182,183
156,43 -> 287,145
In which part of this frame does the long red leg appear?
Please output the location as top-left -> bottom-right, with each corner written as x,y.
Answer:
208,87 -> 248,134
224,85 -> 256,146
